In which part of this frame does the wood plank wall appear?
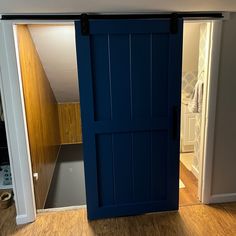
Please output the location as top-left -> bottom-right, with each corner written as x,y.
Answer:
17,25 -> 61,209
58,103 -> 83,144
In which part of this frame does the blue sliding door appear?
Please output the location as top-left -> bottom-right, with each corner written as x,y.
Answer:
75,18 -> 183,220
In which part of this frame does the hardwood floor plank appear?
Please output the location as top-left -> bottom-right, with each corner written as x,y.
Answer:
2,203 -> 236,235
2,164 -> 236,235
179,161 -> 200,206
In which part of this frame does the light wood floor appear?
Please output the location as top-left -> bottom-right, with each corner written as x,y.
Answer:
2,202 -> 236,235
0,163 -> 231,235
179,162 -> 200,206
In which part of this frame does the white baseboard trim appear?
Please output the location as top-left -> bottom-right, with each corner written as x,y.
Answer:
16,214 -> 34,225
37,205 -> 86,213
209,193 -> 236,204
191,164 -> 199,179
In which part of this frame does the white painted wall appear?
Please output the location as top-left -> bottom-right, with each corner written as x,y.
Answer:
211,13 -> 236,195
28,25 -> 79,102
182,23 -> 200,72
0,0 -> 235,13
0,92 -> 4,121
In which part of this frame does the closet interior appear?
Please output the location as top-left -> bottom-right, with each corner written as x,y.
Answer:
16,24 -> 86,209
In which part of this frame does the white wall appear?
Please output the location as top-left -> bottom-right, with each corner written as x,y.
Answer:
0,0 -> 235,13
0,92 -> 4,121
211,13 -> 236,195
182,23 -> 200,72
181,23 -> 200,100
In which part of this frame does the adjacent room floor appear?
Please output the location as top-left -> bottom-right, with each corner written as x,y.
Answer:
45,144 -> 86,209
180,152 -> 194,171
179,152 -> 200,206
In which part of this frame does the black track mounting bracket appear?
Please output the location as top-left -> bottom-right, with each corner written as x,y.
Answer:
81,13 -> 90,35
170,13 -> 179,34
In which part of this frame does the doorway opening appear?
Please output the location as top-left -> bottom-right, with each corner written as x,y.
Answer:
14,24 -> 86,210
0,17 -> 220,223
179,20 -> 212,206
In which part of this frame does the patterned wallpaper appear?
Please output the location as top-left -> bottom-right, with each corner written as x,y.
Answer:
193,23 -> 210,174
182,71 -> 198,97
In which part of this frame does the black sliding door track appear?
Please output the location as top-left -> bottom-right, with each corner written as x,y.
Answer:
1,12 -> 223,20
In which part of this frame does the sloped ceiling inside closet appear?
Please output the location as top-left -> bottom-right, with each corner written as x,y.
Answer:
28,25 -> 79,103
0,0 -> 235,13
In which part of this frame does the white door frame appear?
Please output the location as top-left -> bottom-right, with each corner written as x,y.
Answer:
0,18 -> 222,225
199,20 -> 223,203
0,19 -> 74,224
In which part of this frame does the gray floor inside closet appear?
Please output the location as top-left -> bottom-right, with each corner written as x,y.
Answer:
45,144 -> 86,209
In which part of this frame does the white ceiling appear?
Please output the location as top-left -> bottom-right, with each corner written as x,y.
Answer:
0,0 -> 236,13
29,25 -> 80,103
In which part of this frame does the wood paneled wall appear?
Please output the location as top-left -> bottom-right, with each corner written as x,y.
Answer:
58,103 -> 83,144
17,25 -> 61,209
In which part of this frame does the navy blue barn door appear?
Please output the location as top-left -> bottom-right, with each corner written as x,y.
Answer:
75,18 -> 183,220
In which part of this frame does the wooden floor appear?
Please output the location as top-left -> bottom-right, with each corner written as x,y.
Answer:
179,162 -> 200,206
2,202 -> 236,235
0,162 -> 230,235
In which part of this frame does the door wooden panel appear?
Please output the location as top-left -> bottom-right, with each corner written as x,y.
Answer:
75,18 -> 183,219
